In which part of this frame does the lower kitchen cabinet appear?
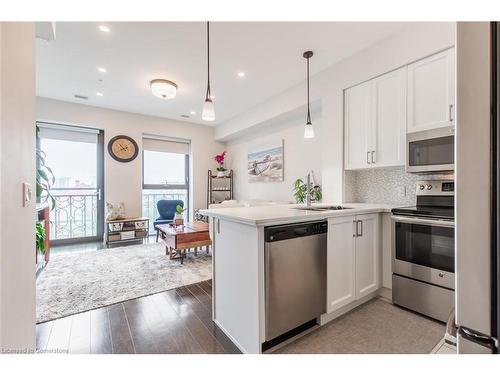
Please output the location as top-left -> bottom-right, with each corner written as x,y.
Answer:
327,213 -> 380,314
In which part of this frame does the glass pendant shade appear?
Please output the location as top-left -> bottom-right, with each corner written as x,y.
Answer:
202,98 -> 215,121
304,122 -> 315,138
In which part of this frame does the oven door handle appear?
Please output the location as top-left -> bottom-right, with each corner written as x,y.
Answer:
391,215 -> 454,228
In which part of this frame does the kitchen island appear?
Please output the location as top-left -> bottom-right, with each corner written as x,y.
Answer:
200,203 -> 395,353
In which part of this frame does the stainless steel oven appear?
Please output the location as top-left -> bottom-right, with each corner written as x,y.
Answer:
392,215 -> 454,289
406,126 -> 455,173
391,180 -> 455,322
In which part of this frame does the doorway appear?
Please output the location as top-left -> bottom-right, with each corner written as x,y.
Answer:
37,122 -> 105,246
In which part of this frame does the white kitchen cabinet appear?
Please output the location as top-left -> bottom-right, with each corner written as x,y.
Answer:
372,67 -> 407,167
407,48 -> 455,133
327,216 -> 356,312
354,213 -> 380,298
327,213 -> 380,313
344,82 -> 372,170
344,67 -> 406,170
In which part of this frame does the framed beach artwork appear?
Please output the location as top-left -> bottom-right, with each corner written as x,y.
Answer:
247,140 -> 284,182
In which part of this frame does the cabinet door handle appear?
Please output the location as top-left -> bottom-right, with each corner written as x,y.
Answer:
366,151 -> 371,164
448,104 -> 454,122
371,151 -> 376,164
353,220 -> 357,237
357,220 -> 363,237
217,219 -> 220,234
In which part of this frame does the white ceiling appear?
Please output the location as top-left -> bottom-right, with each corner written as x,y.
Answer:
36,22 -> 416,126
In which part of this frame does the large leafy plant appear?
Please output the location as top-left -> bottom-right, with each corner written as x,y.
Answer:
36,126 -> 56,209
292,178 -> 322,204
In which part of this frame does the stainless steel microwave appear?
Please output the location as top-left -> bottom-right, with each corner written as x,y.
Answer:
406,126 -> 455,173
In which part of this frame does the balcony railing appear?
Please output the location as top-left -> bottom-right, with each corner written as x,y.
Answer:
142,189 -> 189,232
49,189 -> 98,240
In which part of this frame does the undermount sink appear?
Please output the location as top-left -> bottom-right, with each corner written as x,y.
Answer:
293,205 -> 352,211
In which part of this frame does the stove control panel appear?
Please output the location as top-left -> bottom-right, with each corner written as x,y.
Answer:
416,180 -> 454,196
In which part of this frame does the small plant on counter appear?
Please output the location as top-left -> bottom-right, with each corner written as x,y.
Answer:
36,222 -> 46,254
293,178 -> 322,204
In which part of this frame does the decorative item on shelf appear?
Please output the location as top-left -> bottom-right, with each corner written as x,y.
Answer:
194,209 -> 209,223
214,150 -> 227,177
292,172 -> 322,203
174,204 -> 186,226
106,202 -> 126,221
248,140 -> 284,182
107,135 -> 139,162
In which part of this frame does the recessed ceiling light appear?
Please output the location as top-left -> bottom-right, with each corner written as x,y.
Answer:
237,72 -> 245,78
98,67 -> 107,73
96,92 -> 104,97
190,111 -> 196,115
98,25 -> 110,33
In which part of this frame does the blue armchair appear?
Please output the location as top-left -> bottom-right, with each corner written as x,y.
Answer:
154,200 -> 184,242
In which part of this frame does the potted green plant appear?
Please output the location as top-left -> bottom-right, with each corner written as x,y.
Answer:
36,222 -> 46,255
292,178 -> 322,204
174,204 -> 186,226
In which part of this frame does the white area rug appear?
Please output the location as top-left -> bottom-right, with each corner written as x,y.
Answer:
36,242 -> 212,323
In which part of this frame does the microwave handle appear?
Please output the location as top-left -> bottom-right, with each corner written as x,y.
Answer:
391,215 -> 455,228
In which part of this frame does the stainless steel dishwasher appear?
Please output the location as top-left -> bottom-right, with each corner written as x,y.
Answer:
264,221 -> 327,342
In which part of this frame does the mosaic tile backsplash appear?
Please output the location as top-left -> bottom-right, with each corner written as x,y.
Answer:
344,166 -> 454,206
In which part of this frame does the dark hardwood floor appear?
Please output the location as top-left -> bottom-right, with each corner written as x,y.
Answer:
36,280 -> 241,354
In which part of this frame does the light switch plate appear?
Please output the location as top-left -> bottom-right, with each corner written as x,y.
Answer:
23,182 -> 32,207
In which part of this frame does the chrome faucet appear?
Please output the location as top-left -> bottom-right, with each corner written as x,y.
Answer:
306,171 -> 312,207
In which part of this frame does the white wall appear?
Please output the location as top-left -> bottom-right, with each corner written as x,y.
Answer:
225,112 -> 323,203
0,22 -> 36,351
37,98 -> 224,218
217,23 -> 456,203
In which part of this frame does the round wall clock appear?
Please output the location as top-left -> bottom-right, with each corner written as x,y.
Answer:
108,135 -> 139,162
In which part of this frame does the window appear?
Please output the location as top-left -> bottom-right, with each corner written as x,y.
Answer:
142,137 -> 190,232
38,123 -> 104,242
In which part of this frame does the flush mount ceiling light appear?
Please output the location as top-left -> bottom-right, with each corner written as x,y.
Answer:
202,21 -> 215,122
237,71 -> 245,78
303,50 -> 314,139
150,79 -> 178,99
98,25 -> 110,33
97,67 -> 107,73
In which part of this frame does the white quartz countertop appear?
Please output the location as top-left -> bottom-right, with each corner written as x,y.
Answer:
199,203 -> 398,226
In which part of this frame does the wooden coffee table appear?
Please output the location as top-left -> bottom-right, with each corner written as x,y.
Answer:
155,221 -> 212,264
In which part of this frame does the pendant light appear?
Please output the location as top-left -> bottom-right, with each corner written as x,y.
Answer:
202,22 -> 215,121
303,50 -> 314,138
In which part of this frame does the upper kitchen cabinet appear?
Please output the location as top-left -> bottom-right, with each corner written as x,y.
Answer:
344,67 -> 406,170
407,48 -> 455,133
372,67 -> 407,168
344,81 -> 372,170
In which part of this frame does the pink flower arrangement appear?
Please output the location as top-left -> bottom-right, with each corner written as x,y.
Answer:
215,151 -> 227,171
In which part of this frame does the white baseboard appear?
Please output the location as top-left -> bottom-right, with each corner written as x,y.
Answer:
377,286 -> 392,301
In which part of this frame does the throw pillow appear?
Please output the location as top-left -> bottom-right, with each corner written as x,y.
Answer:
106,202 -> 126,221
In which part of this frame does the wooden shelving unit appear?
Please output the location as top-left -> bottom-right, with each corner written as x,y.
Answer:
207,169 -> 234,206
105,217 -> 150,248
